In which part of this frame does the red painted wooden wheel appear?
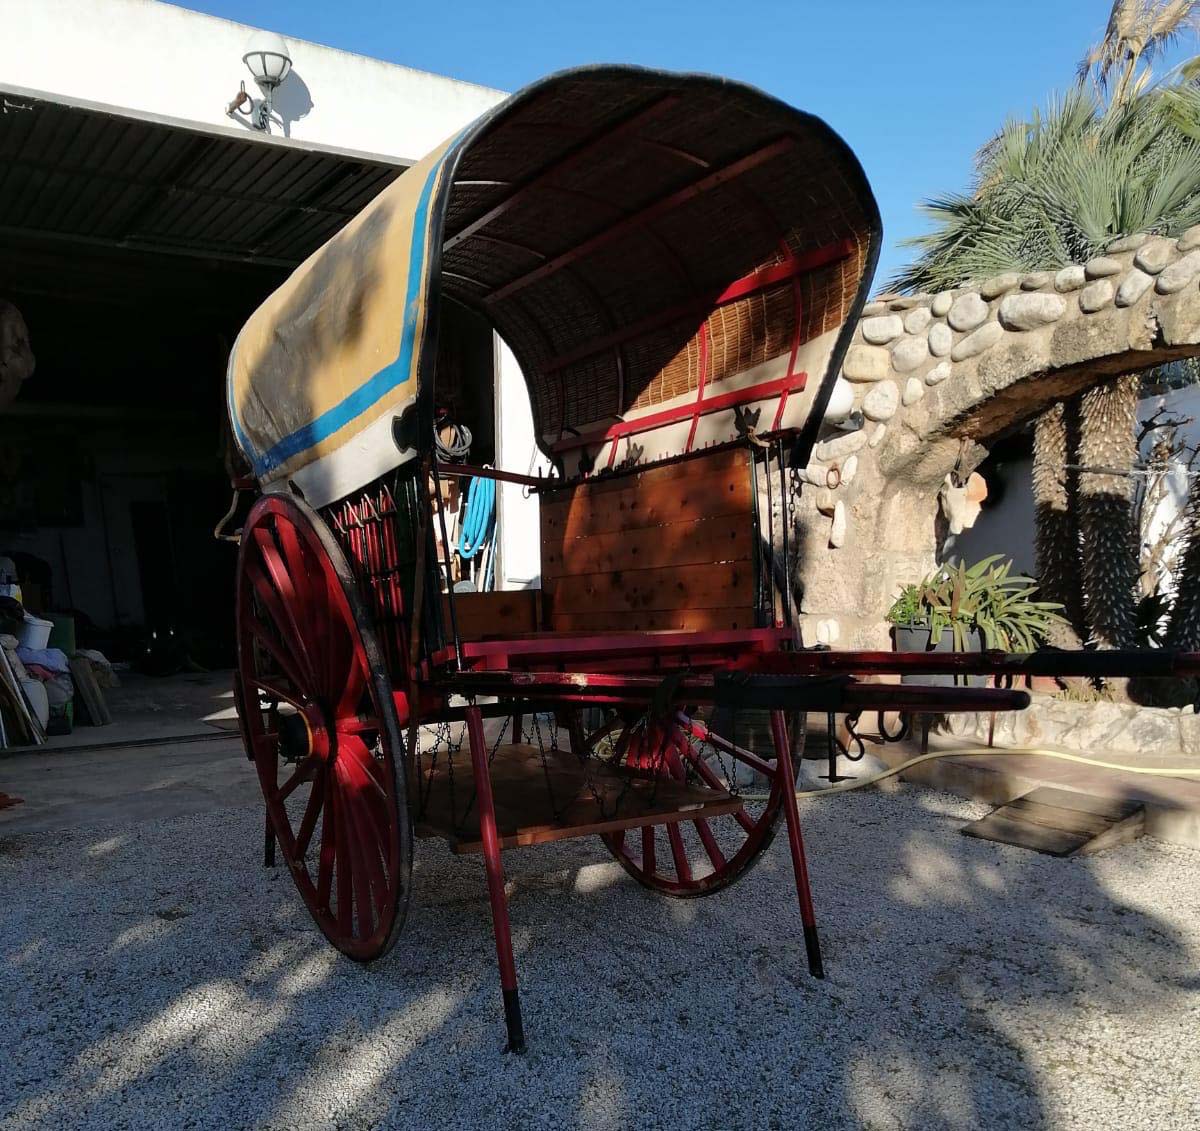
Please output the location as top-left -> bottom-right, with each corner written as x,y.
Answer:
595,710 -> 803,896
234,492 -> 412,961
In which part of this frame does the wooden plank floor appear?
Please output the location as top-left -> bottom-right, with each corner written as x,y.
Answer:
413,743 -> 742,854
961,786 -> 1144,857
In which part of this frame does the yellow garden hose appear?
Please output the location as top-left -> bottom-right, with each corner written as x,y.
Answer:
738,744 -> 1200,802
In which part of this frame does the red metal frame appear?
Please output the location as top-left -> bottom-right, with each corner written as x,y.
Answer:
549,371 -> 810,454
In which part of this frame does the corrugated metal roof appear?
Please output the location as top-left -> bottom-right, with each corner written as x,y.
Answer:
0,94 -> 404,269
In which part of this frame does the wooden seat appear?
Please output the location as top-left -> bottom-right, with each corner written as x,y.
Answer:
413,742 -> 741,854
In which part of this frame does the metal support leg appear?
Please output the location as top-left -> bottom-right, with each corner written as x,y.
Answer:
263,810 -> 276,868
465,705 -> 527,1053
771,709 -> 824,979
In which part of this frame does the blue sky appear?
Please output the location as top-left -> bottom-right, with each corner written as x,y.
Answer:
180,1 -> 1192,290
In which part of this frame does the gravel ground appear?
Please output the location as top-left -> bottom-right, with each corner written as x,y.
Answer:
2,784 -> 1199,1130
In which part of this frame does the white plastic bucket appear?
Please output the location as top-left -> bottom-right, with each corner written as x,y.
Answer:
18,614 -> 52,651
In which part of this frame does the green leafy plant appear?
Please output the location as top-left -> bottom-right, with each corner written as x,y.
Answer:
887,556 -> 1068,652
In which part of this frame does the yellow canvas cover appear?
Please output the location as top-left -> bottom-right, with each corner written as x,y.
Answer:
227,135 -> 458,507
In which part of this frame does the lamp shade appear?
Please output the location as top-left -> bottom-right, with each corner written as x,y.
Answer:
243,31 -> 292,87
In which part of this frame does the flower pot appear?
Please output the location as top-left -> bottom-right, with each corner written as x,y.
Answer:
892,625 -> 987,688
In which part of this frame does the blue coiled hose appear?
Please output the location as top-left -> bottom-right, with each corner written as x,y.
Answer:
458,474 -> 496,562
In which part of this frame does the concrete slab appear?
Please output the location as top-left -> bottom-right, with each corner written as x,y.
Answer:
0,733 -> 254,836
875,732 -> 1200,849
4,669 -> 239,755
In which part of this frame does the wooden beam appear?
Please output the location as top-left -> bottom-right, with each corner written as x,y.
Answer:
485,137 -> 796,305
442,94 -> 679,253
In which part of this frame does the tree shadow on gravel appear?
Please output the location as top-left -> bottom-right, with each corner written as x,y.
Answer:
1,781 -> 1198,1130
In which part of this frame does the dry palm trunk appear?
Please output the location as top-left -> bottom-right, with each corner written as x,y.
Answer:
1132,474 -> 1200,708
1077,375 -> 1141,655
1033,401 -> 1087,648
1167,489 -> 1200,651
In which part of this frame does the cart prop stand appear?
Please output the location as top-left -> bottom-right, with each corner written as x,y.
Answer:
223,65 -> 1200,1053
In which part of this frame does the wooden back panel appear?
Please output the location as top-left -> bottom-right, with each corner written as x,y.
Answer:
539,447 -> 759,632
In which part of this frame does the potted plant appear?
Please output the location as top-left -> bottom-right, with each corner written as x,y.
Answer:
886,556 -> 1067,686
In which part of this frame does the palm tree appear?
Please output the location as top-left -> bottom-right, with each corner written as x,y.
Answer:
892,0 -> 1200,680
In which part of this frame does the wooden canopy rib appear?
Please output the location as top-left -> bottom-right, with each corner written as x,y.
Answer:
484,136 -> 798,304
442,93 -> 680,253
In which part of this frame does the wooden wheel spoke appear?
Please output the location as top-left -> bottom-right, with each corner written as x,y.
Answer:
333,772 -> 354,937
317,785 -> 336,913
245,556 -> 319,692
335,657 -> 369,723
293,772 -> 326,862
274,516 -> 316,626
693,818 -> 727,871
641,825 -> 656,875
341,768 -> 389,927
251,530 -> 322,689
666,823 -> 692,884
246,617 -> 308,696
275,754 -> 322,803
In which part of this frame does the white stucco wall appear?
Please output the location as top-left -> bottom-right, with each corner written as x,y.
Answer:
0,0 -> 506,163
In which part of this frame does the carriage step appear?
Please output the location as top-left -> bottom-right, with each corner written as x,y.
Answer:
414,743 -> 742,854
960,786 -> 1144,857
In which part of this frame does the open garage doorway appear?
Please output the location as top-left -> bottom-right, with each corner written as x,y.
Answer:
0,94 -> 405,743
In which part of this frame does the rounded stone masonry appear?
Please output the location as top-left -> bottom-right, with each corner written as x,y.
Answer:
903,306 -> 932,335
843,344 -> 891,382
1079,279 -> 1114,313
861,314 -> 904,344
1178,224 -> 1200,253
979,272 -> 1020,299
1106,233 -> 1149,253
928,322 -> 953,357
841,453 -> 859,485
931,291 -> 953,317
947,292 -> 989,332
862,301 -> 889,317
998,292 -> 1066,331
891,336 -> 930,373
862,380 -> 899,422
1134,238 -> 1174,275
1084,256 -> 1122,279
1021,271 -> 1052,290
814,428 -> 867,463
950,320 -> 1004,362
829,500 -> 847,548
1116,268 -> 1154,308
1054,265 -> 1086,292
902,377 -> 924,405
1156,250 -> 1200,294
925,359 -> 952,385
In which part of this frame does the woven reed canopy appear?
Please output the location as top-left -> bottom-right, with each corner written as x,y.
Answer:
228,66 -> 881,502
439,66 -> 880,470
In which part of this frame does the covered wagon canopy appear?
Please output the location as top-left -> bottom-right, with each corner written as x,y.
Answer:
228,65 -> 881,507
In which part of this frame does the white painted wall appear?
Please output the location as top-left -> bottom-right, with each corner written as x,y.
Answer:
0,0 -> 506,162
494,337 -> 552,590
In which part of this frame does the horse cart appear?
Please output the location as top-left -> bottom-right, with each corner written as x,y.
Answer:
224,67 -> 1199,1052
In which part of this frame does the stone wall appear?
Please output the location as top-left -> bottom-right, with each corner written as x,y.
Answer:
796,229 -> 1200,649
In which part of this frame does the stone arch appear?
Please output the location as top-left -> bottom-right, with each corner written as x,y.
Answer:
794,230 -> 1200,648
